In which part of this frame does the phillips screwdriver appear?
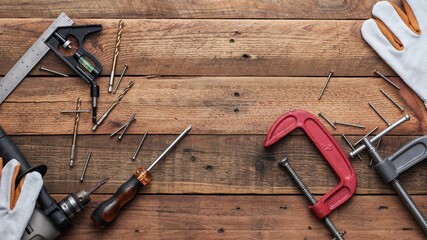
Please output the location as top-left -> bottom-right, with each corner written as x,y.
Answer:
91,125 -> 192,227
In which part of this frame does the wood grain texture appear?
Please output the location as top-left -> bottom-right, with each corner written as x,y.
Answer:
0,18 -> 397,76
0,0 -> 401,19
53,195 -> 426,239
11,134 -> 427,195
0,77 -> 424,135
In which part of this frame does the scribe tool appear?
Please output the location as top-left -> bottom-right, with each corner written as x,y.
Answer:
91,125 -> 192,227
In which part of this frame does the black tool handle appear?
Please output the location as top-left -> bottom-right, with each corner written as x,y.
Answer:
0,126 -> 72,231
91,175 -> 143,227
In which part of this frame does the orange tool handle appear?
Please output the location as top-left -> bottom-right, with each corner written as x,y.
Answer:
91,168 -> 151,227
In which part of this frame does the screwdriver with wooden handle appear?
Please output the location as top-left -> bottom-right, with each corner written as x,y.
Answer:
91,125 -> 192,227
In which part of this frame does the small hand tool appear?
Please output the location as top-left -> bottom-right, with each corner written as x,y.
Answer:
319,112 -> 336,129
118,112 -> 136,140
91,125 -> 192,227
380,89 -> 404,111
368,102 -> 390,126
132,131 -> 148,160
374,69 -> 400,90
341,134 -> 362,161
61,110 -> 91,114
354,126 -> 379,146
334,121 -> 365,129
80,150 -> 92,182
350,116 -> 427,235
113,64 -> 128,94
109,20 -> 123,93
93,80 -> 135,131
40,67 -> 70,77
0,125 -> 109,239
45,24 -> 103,124
318,71 -> 333,100
265,110 -> 356,240
0,13 -> 73,106
70,97 -> 81,167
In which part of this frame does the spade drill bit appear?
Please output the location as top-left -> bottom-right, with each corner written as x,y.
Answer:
93,80 -> 135,131
109,20 -> 123,93
70,97 -> 81,167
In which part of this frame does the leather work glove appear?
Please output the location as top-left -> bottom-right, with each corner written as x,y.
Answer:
0,158 -> 43,240
361,0 -> 427,108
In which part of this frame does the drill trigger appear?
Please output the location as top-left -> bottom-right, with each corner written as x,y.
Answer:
264,109 -> 357,220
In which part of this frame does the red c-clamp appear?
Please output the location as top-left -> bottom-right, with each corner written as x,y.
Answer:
264,110 -> 357,220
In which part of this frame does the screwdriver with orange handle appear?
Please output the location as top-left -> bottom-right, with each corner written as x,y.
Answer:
91,125 -> 192,227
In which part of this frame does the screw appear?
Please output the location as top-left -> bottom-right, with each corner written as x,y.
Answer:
334,121 -> 365,129
374,69 -> 400,90
342,134 -> 362,161
319,112 -> 336,129
380,89 -> 404,111
318,71 -> 333,100
362,138 -> 427,234
368,102 -> 390,126
279,158 -> 345,240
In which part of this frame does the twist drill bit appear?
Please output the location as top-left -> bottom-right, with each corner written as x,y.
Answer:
70,97 -> 81,167
61,110 -> 91,113
88,177 -> 110,195
109,20 -> 123,93
93,80 -> 135,131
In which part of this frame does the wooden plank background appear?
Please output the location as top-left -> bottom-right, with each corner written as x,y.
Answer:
0,0 -> 426,239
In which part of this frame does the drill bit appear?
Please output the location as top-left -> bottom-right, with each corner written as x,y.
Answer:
118,112 -> 136,140
93,80 -> 135,131
70,97 -> 81,167
109,20 -> 123,93
80,150 -> 92,182
87,177 -> 110,195
40,67 -> 70,77
132,131 -> 148,160
113,64 -> 128,94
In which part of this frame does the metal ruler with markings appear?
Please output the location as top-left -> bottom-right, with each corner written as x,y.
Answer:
0,13 -> 73,104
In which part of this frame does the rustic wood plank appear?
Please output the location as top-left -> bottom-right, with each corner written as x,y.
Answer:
52,195 -> 426,239
0,0 -> 401,19
0,77 -> 424,135
0,19 -> 396,76
10,135 -> 427,195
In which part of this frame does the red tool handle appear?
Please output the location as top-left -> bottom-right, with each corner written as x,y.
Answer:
264,110 -> 357,220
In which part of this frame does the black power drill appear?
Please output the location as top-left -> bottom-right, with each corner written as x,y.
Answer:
0,126 -> 108,240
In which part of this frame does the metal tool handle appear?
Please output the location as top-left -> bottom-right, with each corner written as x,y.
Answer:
264,110 -> 357,220
350,115 -> 410,157
375,135 -> 427,184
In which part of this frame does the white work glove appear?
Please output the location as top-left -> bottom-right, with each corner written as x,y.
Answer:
361,0 -> 427,108
0,159 -> 43,240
